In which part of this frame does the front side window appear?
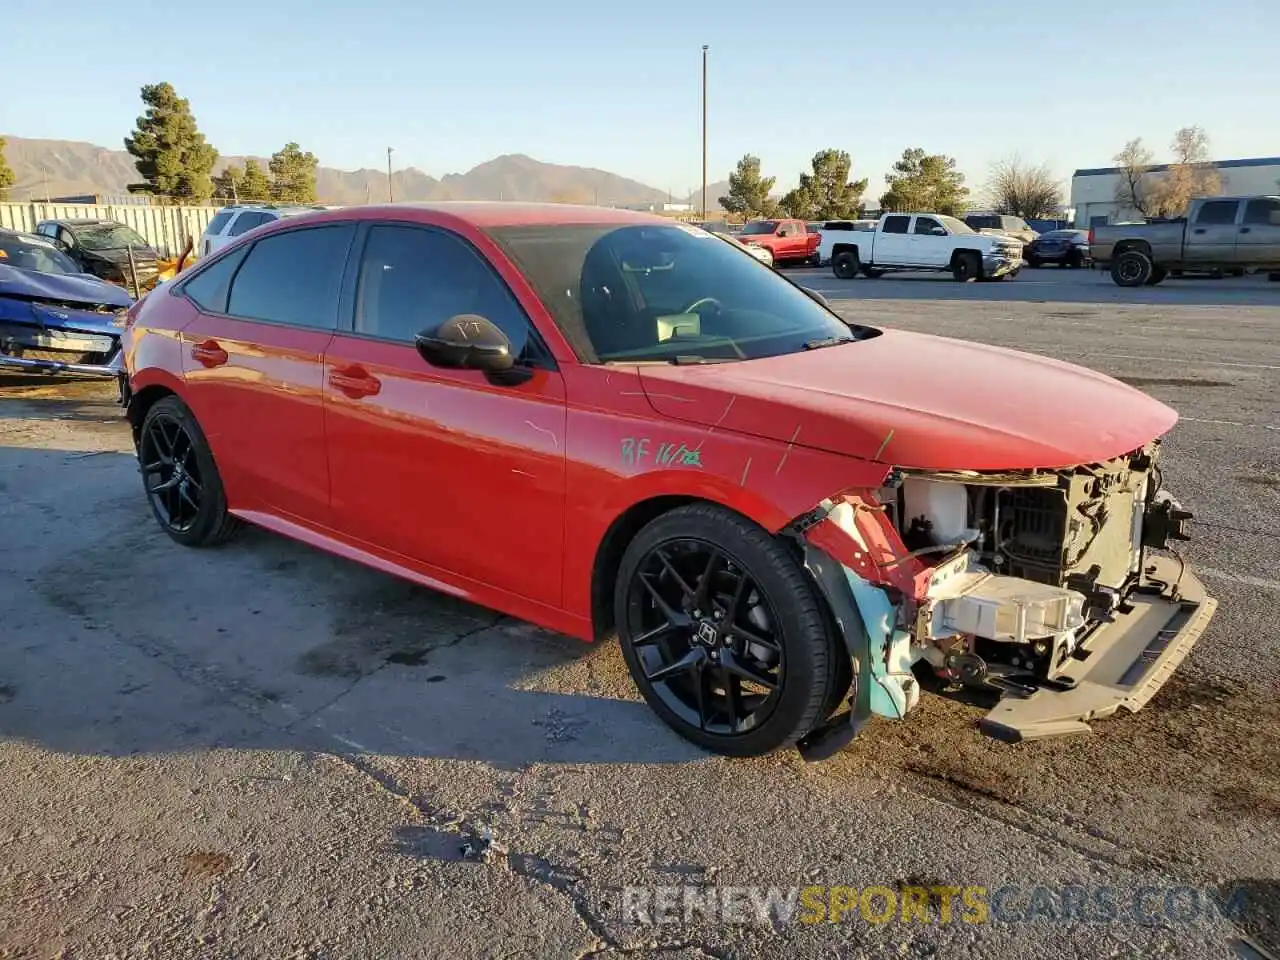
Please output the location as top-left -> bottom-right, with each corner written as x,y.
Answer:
489,222 -> 877,364
914,217 -> 941,235
225,225 -> 355,328
353,224 -> 531,356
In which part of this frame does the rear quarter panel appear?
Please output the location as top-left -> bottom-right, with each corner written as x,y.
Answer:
1091,222 -> 1186,265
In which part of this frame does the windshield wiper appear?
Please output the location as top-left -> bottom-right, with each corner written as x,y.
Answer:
803,336 -> 855,350
670,355 -> 736,365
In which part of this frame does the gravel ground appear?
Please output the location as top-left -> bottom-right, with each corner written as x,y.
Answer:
0,268 -> 1276,959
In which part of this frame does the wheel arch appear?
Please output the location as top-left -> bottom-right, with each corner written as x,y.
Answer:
125,368 -> 185,447
830,242 -> 862,259
949,247 -> 983,266
1112,239 -> 1153,259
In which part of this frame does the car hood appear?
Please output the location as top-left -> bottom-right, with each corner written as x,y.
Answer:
84,246 -> 160,265
0,264 -> 134,309
637,329 -> 1177,471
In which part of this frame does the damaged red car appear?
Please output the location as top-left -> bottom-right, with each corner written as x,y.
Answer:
119,204 -> 1218,758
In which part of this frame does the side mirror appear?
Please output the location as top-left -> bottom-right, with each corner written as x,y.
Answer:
415,314 -> 515,372
930,226 -> 947,236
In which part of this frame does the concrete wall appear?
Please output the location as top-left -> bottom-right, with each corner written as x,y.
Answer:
1070,158 -> 1280,226
0,202 -> 224,257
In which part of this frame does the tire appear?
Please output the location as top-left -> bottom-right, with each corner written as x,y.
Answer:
138,395 -> 241,547
1027,256 -> 1042,268
808,252 -> 821,267
614,503 -> 841,757
951,251 -> 980,282
1146,266 -> 1168,286
1110,249 -> 1153,287
1066,250 -> 1083,269
832,250 -> 860,279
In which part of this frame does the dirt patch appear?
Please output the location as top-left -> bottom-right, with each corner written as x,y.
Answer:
834,672 -> 1280,866
1117,376 -> 1232,388
181,851 -> 235,879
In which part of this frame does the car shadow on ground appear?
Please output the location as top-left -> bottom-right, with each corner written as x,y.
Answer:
0,437 -> 709,770
785,266 -> 1280,308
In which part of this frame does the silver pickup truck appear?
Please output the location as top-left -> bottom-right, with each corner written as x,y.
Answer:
1091,195 -> 1280,286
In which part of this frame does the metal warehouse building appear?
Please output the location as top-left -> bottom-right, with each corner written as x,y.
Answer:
1070,156 -> 1280,227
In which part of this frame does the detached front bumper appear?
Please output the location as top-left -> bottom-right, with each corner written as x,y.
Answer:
0,347 -> 122,379
979,556 -> 1217,741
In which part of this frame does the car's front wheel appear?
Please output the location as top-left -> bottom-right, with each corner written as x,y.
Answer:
139,395 -> 240,547
614,504 -> 841,757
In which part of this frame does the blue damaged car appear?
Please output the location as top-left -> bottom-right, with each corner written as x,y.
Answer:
0,227 -> 133,378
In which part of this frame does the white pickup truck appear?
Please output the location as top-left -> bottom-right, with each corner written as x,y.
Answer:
823,212 -> 1025,281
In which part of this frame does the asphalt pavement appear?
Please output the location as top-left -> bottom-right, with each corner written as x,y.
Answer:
0,267 -> 1276,959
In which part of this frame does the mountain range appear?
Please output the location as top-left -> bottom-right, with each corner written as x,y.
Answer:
1,136 -> 731,210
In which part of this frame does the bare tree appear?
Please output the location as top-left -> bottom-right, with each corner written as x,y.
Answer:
985,155 -> 1063,218
1113,138 -> 1155,217
1149,125 -> 1221,217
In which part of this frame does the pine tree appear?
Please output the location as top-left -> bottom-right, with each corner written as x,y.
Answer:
124,82 -> 218,202
879,148 -> 968,215
781,149 -> 867,220
269,143 -> 319,203
718,155 -> 779,219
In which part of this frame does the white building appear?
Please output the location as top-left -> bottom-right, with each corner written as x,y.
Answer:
1071,156 -> 1280,227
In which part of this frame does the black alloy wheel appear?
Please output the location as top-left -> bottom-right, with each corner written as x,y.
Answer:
139,396 -> 240,546
615,504 -> 842,756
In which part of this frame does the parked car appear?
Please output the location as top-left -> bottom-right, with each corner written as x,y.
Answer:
1025,229 -> 1091,268
737,218 -> 821,266
0,227 -> 132,378
963,213 -> 1039,246
815,220 -> 877,267
828,213 -> 1024,281
1090,196 -> 1280,287
33,218 -> 159,295
121,202 -> 1214,757
201,204 -> 323,257
713,230 -> 775,267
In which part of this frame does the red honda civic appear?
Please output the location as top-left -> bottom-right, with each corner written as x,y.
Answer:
120,203 -> 1216,758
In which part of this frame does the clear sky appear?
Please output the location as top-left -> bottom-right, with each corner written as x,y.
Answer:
5,0 -> 1278,201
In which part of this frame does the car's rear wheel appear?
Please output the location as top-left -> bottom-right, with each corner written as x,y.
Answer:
139,396 -> 240,547
1027,256 -> 1043,268
614,504 -> 840,757
832,250 -> 860,279
1111,249 -> 1153,286
952,251 -> 980,282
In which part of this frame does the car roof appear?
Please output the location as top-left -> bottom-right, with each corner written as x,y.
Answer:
39,218 -> 117,227
244,202 -> 671,232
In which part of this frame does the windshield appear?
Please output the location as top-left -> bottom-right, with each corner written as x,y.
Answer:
489,223 -> 874,364
936,215 -> 975,235
73,223 -> 149,251
0,232 -> 80,275
738,221 -> 778,236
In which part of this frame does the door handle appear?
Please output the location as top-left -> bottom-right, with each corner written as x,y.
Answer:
329,366 -> 381,399
1240,227 -> 1251,234
1193,228 -> 1206,234
191,339 -> 228,367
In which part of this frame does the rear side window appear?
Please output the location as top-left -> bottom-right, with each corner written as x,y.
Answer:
205,211 -> 234,235
352,224 -> 532,355
1195,200 -> 1240,225
180,247 -> 248,313
882,216 -> 909,234
228,212 -> 271,237
1244,198 -> 1280,225
226,225 -> 356,329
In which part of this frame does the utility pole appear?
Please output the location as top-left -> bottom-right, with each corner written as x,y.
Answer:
701,44 -> 709,222
387,147 -> 394,203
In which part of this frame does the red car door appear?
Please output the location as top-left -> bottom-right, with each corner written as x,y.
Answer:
178,223 -> 357,524
322,222 -> 567,606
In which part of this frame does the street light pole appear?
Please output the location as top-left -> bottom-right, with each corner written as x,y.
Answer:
387,147 -> 395,203
701,44 -> 709,222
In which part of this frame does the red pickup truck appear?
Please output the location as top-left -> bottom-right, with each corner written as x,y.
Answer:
736,218 -> 820,266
